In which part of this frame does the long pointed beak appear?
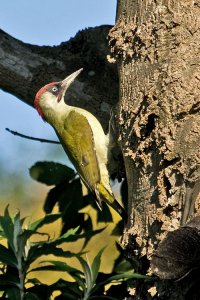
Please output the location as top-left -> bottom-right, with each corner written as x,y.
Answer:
61,68 -> 83,93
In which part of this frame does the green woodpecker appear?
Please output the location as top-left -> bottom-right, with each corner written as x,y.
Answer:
34,69 -> 126,219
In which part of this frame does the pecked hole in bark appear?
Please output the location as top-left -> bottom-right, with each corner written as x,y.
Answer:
140,113 -> 157,140
162,157 -> 181,168
163,175 -> 172,200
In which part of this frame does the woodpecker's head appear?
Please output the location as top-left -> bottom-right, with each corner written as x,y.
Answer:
34,68 -> 83,120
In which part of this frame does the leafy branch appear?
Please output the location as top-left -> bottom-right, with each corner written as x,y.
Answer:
0,207 -> 153,299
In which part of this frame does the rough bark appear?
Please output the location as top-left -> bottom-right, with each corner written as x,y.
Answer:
0,26 -> 118,129
109,0 -> 200,299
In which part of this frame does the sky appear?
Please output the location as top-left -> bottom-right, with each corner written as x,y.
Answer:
0,0 -> 117,196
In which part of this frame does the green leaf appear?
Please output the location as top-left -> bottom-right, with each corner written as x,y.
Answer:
52,279 -> 82,299
104,271 -> 153,282
113,258 -> 133,274
0,207 -> 14,251
44,179 -> 84,224
55,227 -> 106,247
29,161 -> 75,186
17,230 -> 36,258
96,202 -> 113,223
36,226 -> 105,253
0,244 -> 17,267
6,287 -> 21,300
105,281 -> 128,299
45,226 -> 87,247
29,213 -> 61,232
91,247 -> 105,285
0,274 -> 19,286
111,220 -> 124,236
85,194 -> 113,223
77,256 -> 93,295
27,243 -> 81,268
27,245 -> 64,264
0,230 -> 6,239
50,227 -> 80,245
31,261 -> 82,276
31,260 -> 82,273
55,292 -> 80,300
25,284 -> 51,300
59,178 -> 84,227
24,293 -> 41,300
26,227 -> 88,268
91,272 -> 153,295
26,278 -> 43,286
43,185 -> 61,214
13,211 -> 22,253
112,242 -> 132,274
30,261 -> 84,290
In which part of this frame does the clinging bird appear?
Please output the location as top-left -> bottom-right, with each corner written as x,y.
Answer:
34,69 -> 126,219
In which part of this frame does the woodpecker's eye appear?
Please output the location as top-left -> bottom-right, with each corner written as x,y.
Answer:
47,83 -> 61,96
52,86 -> 58,93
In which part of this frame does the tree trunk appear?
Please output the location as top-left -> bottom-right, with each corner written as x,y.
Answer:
109,0 -> 200,299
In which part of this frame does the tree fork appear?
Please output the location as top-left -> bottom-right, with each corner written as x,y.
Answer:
109,0 -> 200,298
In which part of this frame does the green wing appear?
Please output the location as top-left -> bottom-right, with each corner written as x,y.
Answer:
59,110 -> 101,194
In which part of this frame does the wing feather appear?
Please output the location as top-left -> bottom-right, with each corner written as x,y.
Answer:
58,110 -> 101,194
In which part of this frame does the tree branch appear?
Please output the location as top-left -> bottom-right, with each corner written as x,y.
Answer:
0,26 -> 118,128
5,128 -> 60,144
